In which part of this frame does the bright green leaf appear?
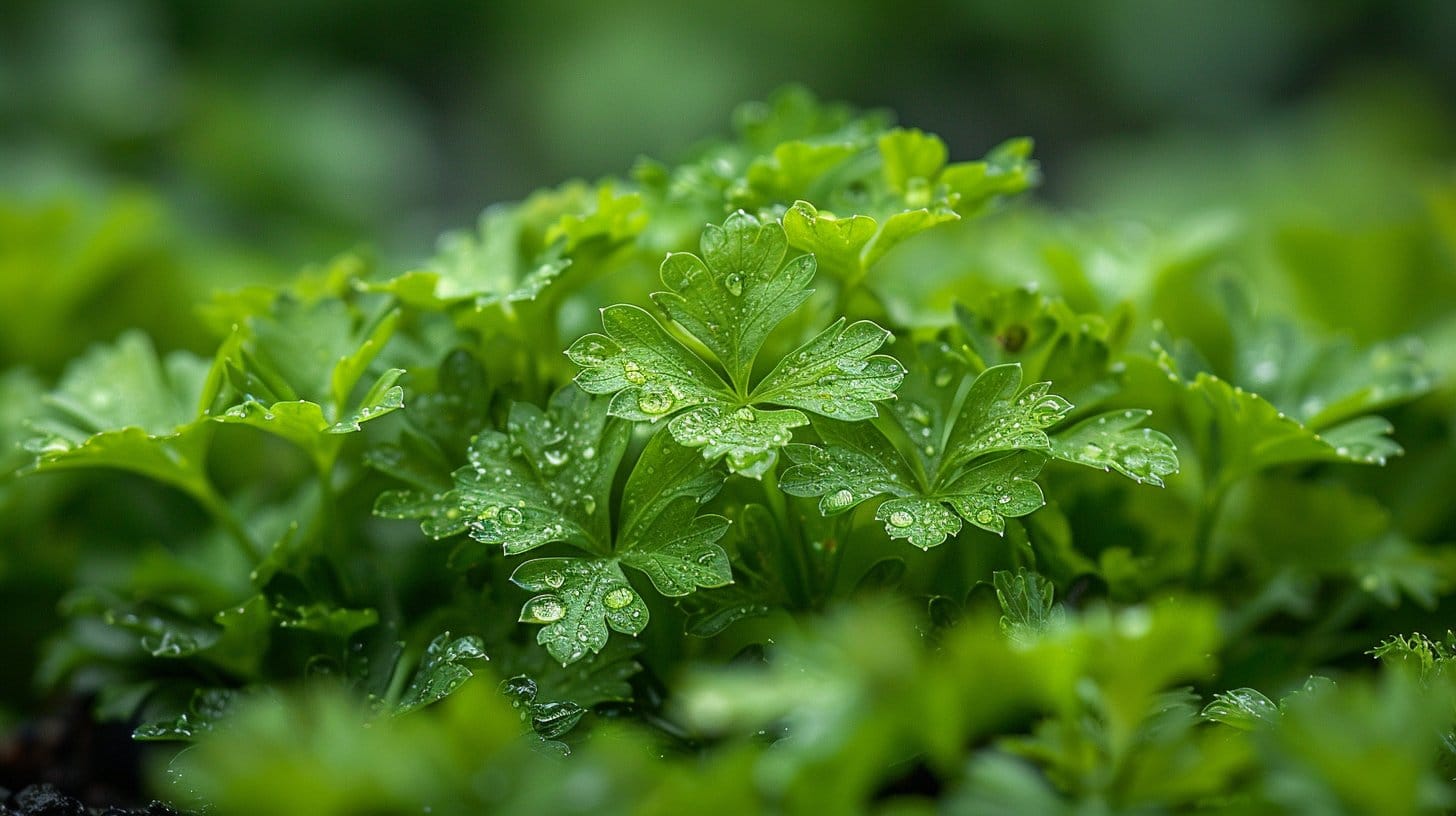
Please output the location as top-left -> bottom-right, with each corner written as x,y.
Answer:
395,632 -> 488,716
511,558 -> 648,666
1049,409 -> 1180,486
650,210 -> 815,387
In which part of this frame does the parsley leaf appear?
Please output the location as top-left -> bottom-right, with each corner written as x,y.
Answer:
993,568 -> 1066,646
379,386 -> 732,665
569,211 -> 904,476
784,342 -> 1175,549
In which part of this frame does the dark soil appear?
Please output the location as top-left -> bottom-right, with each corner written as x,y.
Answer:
0,784 -> 183,816
0,698 -> 189,816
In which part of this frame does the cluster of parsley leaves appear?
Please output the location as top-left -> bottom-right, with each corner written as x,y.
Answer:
5,87 -> 1454,813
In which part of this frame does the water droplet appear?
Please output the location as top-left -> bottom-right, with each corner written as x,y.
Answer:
637,386 -> 675,415
725,272 -> 745,296
997,494 -> 1012,505
695,550 -> 718,566
499,506 -> 524,526
499,675 -> 538,706
544,449 -> 569,467
975,509 -> 996,525
623,361 -> 646,385
478,505 -> 501,520
574,338 -> 612,366
528,597 -> 565,623
888,510 -> 914,528
581,494 -> 597,515
906,403 -> 932,426
824,488 -> 855,510
933,368 -> 954,388
543,570 -> 566,589
582,445 -> 596,460
734,406 -> 755,423
603,586 -> 635,609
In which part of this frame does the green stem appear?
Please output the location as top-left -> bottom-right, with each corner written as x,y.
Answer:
195,484 -> 261,562
819,512 -> 853,605
762,468 -> 811,609
1189,481 -> 1229,589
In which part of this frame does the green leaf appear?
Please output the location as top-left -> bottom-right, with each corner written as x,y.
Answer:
618,497 -> 732,597
1049,409 -> 1180,487
863,205 -> 961,269
569,212 -> 903,475
1220,281 -> 1436,429
362,184 -> 642,312
1158,346 -> 1402,480
781,198 -> 960,281
942,452 -> 1048,536
650,210 -> 815,387
779,420 -> 915,516
32,330 -> 214,440
667,404 -> 807,478
954,287 -> 1127,408
875,497 -> 962,550
373,487 -> 469,539
734,142 -> 860,210
103,602 -> 221,658
1200,688 -> 1280,731
780,201 -> 879,279
943,364 -> 1073,472
134,689 -> 240,743
274,603 -> 379,639
395,633 -> 488,716
751,318 -> 905,421
568,303 -> 727,419
1319,415 -> 1403,466
543,184 -> 647,251
24,331 -> 218,495
879,128 -> 949,194
619,431 -> 727,537
993,567 -> 1065,646
449,389 -> 629,555
511,558 -> 648,666
386,387 -> 730,664
939,136 -> 1040,215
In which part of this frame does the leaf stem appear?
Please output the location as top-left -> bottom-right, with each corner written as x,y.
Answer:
762,468 -> 810,608
195,484 -> 261,562
1188,480 -> 1229,589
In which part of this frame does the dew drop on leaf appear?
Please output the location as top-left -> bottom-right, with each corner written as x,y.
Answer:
499,506 -> 524,526
543,570 -> 566,589
637,386 -> 675,415
623,361 -> 647,385
603,586 -> 635,609
888,510 -> 914,528
725,272 -> 745,296
574,338 -> 611,366
529,598 -> 565,622
824,489 -> 855,511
